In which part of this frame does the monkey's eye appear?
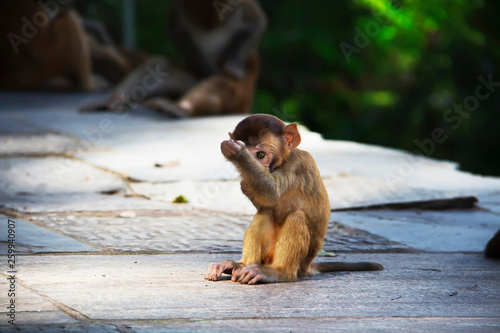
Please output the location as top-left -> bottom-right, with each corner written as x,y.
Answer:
256,151 -> 266,159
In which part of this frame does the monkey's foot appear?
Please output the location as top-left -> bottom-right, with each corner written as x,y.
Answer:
142,98 -> 190,118
232,264 -> 265,285
205,260 -> 239,281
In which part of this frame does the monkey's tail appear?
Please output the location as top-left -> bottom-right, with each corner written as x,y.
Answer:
312,262 -> 384,273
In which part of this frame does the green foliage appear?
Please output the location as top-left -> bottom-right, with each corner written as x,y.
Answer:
172,195 -> 189,204
79,0 -> 500,176
256,0 -> 499,176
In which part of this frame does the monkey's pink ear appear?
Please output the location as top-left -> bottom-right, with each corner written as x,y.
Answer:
283,123 -> 301,149
228,132 -> 234,139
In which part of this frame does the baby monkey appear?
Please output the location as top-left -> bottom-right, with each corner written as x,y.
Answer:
205,114 -> 383,284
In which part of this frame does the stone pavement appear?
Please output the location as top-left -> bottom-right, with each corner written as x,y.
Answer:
0,92 -> 499,332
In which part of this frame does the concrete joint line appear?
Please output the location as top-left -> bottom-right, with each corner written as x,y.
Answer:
2,273 -> 90,322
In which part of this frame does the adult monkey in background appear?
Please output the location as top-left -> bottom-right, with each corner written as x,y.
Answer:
80,0 -> 267,118
0,0 -> 95,90
205,115 -> 383,284
0,0 -> 147,91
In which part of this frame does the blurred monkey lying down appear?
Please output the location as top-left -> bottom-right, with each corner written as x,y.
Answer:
0,0 -> 266,118
80,0 -> 267,118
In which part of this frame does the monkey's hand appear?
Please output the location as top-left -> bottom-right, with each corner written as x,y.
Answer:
221,139 -> 246,160
205,260 -> 241,281
232,264 -> 266,285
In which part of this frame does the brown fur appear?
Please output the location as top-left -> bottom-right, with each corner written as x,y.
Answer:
176,51 -> 260,116
0,1 -> 147,91
205,115 -> 383,284
0,3 -> 93,90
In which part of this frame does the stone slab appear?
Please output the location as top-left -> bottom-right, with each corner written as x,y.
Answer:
0,92 -> 101,111
0,324 -> 120,332
324,222 -> 409,252
0,279 -> 77,326
21,214 -> 407,253
130,317 -> 500,333
0,216 -> 98,254
1,318 -> 499,333
332,209 -> 500,252
0,157 -> 182,213
0,116 -> 41,135
130,180 -> 254,213
0,156 -> 125,192
0,133 -> 80,155
35,214 -> 248,253
13,253 -> 500,321
77,116 -> 243,182
0,311 -> 78,328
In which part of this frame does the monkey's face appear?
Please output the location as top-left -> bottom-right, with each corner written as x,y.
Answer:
245,132 -> 287,171
246,144 -> 274,170
229,115 -> 299,172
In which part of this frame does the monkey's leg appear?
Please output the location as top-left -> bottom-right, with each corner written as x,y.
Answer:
180,69 -> 256,116
150,52 -> 259,117
145,76 -> 229,117
79,56 -> 197,112
205,213 -> 270,282
141,98 -> 190,118
240,213 -> 272,266
235,211 -> 310,284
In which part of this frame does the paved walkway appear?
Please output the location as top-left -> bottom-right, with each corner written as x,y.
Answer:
0,92 -> 499,332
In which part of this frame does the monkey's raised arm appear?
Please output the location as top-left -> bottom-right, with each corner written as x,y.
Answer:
221,140 -> 292,205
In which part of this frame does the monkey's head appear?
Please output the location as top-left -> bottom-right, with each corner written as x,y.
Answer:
230,114 -> 301,171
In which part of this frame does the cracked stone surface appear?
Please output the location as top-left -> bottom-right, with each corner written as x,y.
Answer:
0,157 -> 187,213
0,281 -> 77,325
